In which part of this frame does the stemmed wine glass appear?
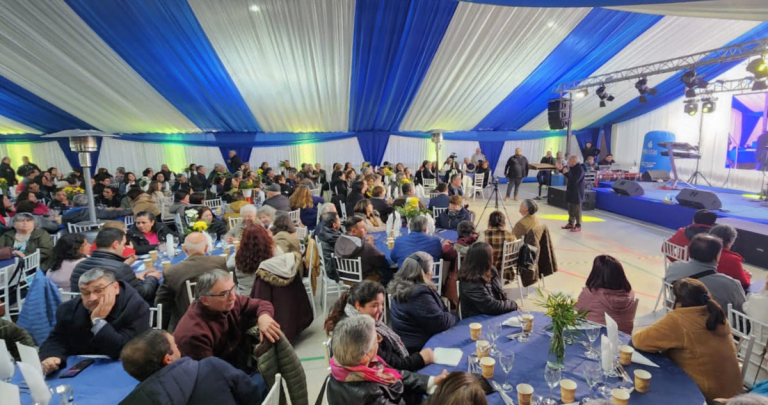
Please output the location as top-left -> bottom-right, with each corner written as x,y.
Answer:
498,350 -> 515,393
581,363 -> 602,404
517,311 -> 531,343
584,325 -> 600,359
486,322 -> 502,356
543,363 -> 562,405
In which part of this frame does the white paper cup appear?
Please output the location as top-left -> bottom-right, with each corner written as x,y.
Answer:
560,379 -> 577,403
620,345 -> 634,366
469,322 -> 482,341
476,340 -> 490,358
517,383 -> 534,405
480,357 -> 495,379
634,369 -> 651,393
611,388 -> 630,405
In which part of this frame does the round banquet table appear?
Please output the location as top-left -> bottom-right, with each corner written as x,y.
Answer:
419,312 -> 706,405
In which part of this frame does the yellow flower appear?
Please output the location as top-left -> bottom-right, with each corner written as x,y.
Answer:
191,221 -> 209,232
408,198 -> 419,208
385,168 -> 392,175
401,178 -> 411,184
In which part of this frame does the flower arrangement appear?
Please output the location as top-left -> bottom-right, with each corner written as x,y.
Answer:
257,168 -> 263,177
362,162 -> 371,168
191,220 -> 209,232
384,168 -> 392,176
0,178 -> 7,193
395,197 -> 429,220
139,176 -> 150,188
61,186 -> 85,201
279,160 -> 288,169
184,209 -> 210,234
398,177 -> 412,187
239,180 -> 256,190
534,290 -> 588,369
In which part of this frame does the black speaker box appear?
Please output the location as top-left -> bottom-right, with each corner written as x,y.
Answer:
611,180 -> 645,197
641,170 -> 671,182
547,186 -> 595,210
548,98 -> 570,130
675,189 -> 722,210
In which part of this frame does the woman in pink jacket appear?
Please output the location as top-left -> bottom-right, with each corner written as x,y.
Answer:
576,255 -> 638,334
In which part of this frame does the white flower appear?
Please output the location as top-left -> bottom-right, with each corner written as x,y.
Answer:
184,209 -> 198,219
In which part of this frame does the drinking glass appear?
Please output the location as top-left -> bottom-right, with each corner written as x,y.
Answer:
487,322 -> 502,356
581,363 -> 602,404
584,325 -> 600,359
498,350 -> 515,392
517,311 -> 530,343
543,363 -> 561,405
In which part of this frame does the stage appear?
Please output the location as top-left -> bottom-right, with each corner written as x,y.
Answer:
591,181 -> 768,268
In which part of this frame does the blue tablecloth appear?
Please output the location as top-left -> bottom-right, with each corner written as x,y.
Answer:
0,256 -> 17,269
750,278 -> 765,294
370,228 -> 457,264
420,313 -> 705,405
12,356 -> 137,405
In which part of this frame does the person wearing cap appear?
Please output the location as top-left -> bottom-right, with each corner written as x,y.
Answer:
665,209 -> 718,261
262,184 -> 291,213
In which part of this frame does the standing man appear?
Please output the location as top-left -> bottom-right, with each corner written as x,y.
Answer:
504,148 -> 529,202
581,142 -> 598,161
228,150 -> 243,173
471,148 -> 486,167
558,155 -> 586,232
536,151 -> 556,200
16,156 -> 40,178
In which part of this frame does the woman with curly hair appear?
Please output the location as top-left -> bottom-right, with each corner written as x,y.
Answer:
227,224 -> 282,296
47,233 -> 89,291
289,185 -> 324,231
196,206 -> 227,241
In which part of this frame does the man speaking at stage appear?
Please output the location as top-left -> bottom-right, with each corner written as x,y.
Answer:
557,155 -> 586,233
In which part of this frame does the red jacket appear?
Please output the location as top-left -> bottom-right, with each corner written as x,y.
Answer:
664,224 -> 713,261
716,248 -> 750,289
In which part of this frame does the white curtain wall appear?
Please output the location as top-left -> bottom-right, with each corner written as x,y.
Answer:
0,141 -> 72,174
495,137 -> 567,177
380,136 -> 479,171
249,138 -> 364,171
99,138 -> 222,175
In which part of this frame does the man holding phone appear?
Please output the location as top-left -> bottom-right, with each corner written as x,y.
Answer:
39,268 -> 150,375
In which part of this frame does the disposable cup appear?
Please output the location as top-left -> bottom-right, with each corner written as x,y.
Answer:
611,388 -> 630,405
634,369 -> 651,393
161,261 -> 171,270
149,250 -> 158,261
469,323 -> 482,341
476,340 -> 490,358
480,357 -> 495,379
560,379 -> 577,403
143,258 -> 153,269
620,345 -> 634,366
522,314 -> 534,332
517,383 -> 534,405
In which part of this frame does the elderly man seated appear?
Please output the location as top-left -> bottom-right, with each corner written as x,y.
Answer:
513,199 -> 541,239
327,315 -> 446,404
390,215 -> 443,268
393,183 -> 427,210
263,183 -> 291,212
334,216 -> 391,284
39,268 -> 150,375
155,232 -> 228,331
62,193 -> 132,227
665,234 -> 746,312
120,329 -> 262,405
173,270 -> 281,371
225,204 -> 257,242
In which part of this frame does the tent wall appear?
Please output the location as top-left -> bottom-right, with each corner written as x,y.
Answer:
0,141 -> 72,174
248,138 -> 365,170
99,138 -> 222,175
494,137 -> 568,177
381,136 -> 479,172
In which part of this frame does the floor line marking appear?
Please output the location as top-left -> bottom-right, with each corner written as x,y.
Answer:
552,232 -> 663,279
580,231 -> 665,265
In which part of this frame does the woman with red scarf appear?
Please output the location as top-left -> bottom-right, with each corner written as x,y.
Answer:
326,315 -> 447,405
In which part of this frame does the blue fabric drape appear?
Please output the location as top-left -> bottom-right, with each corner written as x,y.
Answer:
57,137 -> 102,175
218,147 -> 252,172
349,0 -> 457,132
356,132 -> 391,166
66,0 -> 261,133
590,22 -> 768,129
0,75 -> 94,133
476,9 -> 661,131
478,140 -> 505,173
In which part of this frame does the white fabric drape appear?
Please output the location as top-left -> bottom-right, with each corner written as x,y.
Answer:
609,0 -> 768,22
250,138 -> 364,170
612,63 -> 764,191
99,138 -> 221,175
730,108 -> 742,151
494,137 -> 567,177
400,4 -> 589,132
734,93 -> 768,113
0,0 -> 199,134
0,116 -> 40,135
0,142 -> 72,174
380,136 -> 479,171
522,16 -> 760,131
189,0 -> 355,133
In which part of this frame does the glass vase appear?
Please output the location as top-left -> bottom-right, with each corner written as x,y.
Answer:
547,331 -> 566,370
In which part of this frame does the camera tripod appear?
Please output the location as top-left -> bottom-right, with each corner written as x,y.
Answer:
474,178 -> 515,233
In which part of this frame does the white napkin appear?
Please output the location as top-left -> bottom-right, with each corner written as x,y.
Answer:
15,343 -> 42,377
393,185 -> 400,199
393,211 -> 402,237
503,316 -> 522,327
386,213 -> 394,236
601,335 -> 613,374
17,362 -> 51,405
433,348 -> 463,366
166,234 -> 175,259
426,214 -> 435,235
632,351 -> 660,368
0,381 -> 20,405
605,313 -> 619,358
386,184 -> 392,199
0,341 -> 14,380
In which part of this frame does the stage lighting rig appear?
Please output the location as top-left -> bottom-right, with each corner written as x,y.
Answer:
573,88 -> 588,98
681,69 -> 698,98
684,99 -> 698,116
701,98 -> 716,114
747,57 -> 768,90
596,85 -> 614,108
635,78 -> 657,104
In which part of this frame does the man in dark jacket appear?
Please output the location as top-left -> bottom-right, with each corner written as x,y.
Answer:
71,227 -> 161,303
263,184 -> 291,212
191,166 -> 209,193
504,148 -> 529,202
428,183 -> 450,211
369,185 -> 393,223
62,194 -> 131,227
559,155 -> 586,232
316,212 -> 342,281
390,216 -> 443,269
0,157 -> 17,186
16,156 -> 40,178
227,150 -> 243,173
536,151 -> 556,200
40,269 -> 150,375
436,195 -> 471,230
334,216 -> 391,283
120,329 -> 261,405
345,181 -> 366,219
581,141 -> 598,161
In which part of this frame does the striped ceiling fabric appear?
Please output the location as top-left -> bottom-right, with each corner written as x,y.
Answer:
0,0 -> 763,144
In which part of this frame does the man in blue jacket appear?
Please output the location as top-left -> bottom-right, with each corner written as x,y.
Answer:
119,329 -> 261,405
427,183 -> 450,211
390,215 -> 443,268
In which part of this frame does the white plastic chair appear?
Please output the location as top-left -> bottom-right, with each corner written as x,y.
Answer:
333,254 -> 363,285
50,233 -> 60,246
429,192 -> 439,199
204,198 -> 223,208
339,202 -> 347,221
432,259 -> 444,296
311,188 -> 321,197
432,207 -> 447,220
58,289 -> 80,302
728,303 -> 768,387
316,237 -> 349,312
288,209 -> 301,226
185,279 -> 196,304
124,215 -> 135,228
456,280 -> 462,320
501,239 -> 525,304
67,222 -> 104,234
263,373 -> 282,405
296,226 -> 308,240
228,216 -> 243,230
174,213 -> 186,235
423,178 -> 436,188
655,240 -> 689,313
0,260 -> 18,321
471,173 -> 485,200
303,241 -> 317,318
150,303 -> 163,330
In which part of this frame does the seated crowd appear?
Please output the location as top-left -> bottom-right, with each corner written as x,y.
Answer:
0,154 -> 765,405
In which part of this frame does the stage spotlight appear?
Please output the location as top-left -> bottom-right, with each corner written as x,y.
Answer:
681,69 -> 697,86
636,78 -> 657,103
701,99 -> 716,114
685,88 -> 697,98
753,79 -> 768,91
747,58 -> 768,79
698,79 -> 709,89
600,100 -> 606,108
639,95 -> 648,104
684,100 -> 698,116
596,85 -> 614,107
573,89 -> 588,98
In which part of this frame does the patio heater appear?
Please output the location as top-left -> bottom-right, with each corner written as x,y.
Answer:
44,130 -> 116,225
431,132 -> 443,170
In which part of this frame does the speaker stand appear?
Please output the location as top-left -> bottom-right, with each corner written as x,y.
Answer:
688,108 -> 711,187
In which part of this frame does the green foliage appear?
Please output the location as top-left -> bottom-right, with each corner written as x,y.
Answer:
534,289 -> 588,366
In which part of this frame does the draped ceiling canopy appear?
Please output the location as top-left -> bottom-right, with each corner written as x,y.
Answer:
0,0 -> 766,157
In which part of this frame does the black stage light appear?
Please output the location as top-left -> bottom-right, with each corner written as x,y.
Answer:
698,79 -> 709,89
639,95 -> 648,104
681,69 -> 698,87
600,100 -> 606,108
747,58 -> 768,79
685,88 -> 697,98
753,79 -> 768,91
635,78 -> 649,94
701,99 -> 716,114
596,85 -> 614,107
607,95 -> 615,101
684,100 -> 698,116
